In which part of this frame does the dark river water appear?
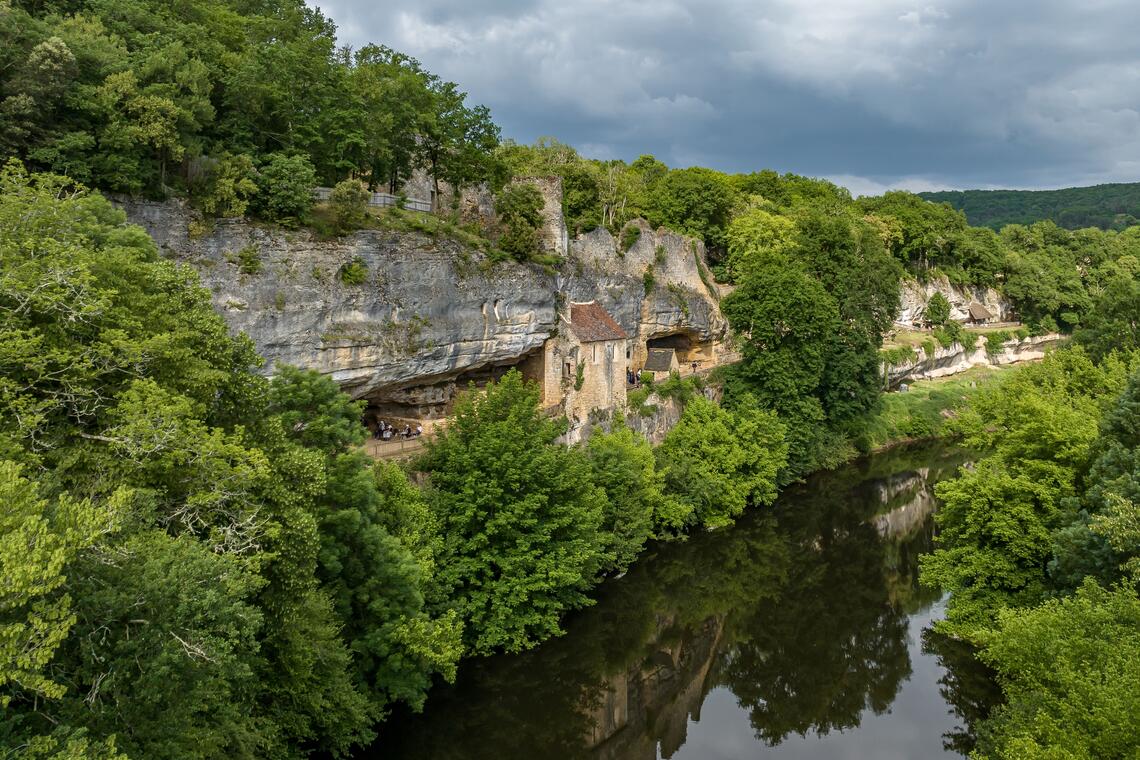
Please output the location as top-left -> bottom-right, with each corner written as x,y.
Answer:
367,443 -> 1000,760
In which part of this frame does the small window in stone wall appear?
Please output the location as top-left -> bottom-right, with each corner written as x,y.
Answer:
626,348 -> 631,359
564,362 -> 572,379
592,345 -> 598,363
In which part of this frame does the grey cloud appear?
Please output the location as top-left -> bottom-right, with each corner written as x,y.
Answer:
313,0 -> 1140,192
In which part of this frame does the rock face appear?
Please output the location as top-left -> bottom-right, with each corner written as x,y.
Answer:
117,188 -> 729,421
884,333 -> 1067,388
896,274 -> 1012,325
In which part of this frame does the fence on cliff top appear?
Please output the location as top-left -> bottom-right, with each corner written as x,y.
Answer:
313,186 -> 432,213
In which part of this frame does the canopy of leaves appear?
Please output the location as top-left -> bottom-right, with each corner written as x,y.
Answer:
921,182 -> 1140,231
0,166 -> 456,757
417,370 -> 607,655
0,2 -> 502,206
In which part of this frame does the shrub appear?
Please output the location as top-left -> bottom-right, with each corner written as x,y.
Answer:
619,224 -> 641,254
329,178 -> 370,232
643,266 -> 655,295
495,184 -> 544,261
984,330 -> 1013,356
253,153 -> 317,224
924,292 -> 952,326
880,346 -> 919,366
338,256 -> 368,285
196,153 -> 257,217
1035,314 -> 1060,335
574,362 -> 585,391
235,244 -> 261,275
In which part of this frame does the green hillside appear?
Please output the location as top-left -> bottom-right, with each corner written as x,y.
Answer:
919,182 -> 1140,230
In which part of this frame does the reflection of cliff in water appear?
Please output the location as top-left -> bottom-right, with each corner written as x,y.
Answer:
586,615 -> 725,760
369,443 -> 980,760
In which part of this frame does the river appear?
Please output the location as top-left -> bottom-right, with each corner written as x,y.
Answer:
367,443 -> 1000,760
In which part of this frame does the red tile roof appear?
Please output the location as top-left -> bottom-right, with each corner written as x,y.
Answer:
570,302 -> 628,343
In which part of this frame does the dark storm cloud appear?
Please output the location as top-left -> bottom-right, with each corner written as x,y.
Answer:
312,0 -> 1140,193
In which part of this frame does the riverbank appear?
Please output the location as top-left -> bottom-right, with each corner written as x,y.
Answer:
371,441 -> 989,759
864,366 -> 1011,452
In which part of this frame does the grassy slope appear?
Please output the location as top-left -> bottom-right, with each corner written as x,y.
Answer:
864,366 -> 1009,451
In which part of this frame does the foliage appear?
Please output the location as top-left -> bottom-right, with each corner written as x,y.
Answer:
655,396 -> 787,531
619,223 -> 641,253
232,244 -> 261,275
862,368 -> 1008,449
645,167 -> 737,256
253,153 -> 317,224
194,153 -> 257,217
329,178 -> 370,232
920,349 -> 1131,634
584,415 -> 678,574
495,183 -> 544,261
973,581 -> 1140,759
0,165 -> 454,756
417,370 -> 607,654
722,204 -> 900,478
0,462 -> 122,708
0,5 -> 501,201
339,256 -> 369,285
924,291 -> 951,326
921,182 -> 1140,230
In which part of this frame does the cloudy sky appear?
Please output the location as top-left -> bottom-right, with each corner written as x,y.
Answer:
312,0 -> 1140,195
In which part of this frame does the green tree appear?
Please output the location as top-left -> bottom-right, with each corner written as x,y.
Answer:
418,370 -> 607,654
253,153 -> 317,224
329,177 -> 370,232
0,166 -> 376,756
655,395 -> 787,530
0,462 -> 122,708
194,152 -> 257,217
645,167 -> 736,256
266,367 -> 462,715
494,183 -> 544,261
924,292 -> 951,326
584,414 -> 677,574
974,581 -> 1140,759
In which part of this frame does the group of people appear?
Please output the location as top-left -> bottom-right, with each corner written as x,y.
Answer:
372,419 -> 423,441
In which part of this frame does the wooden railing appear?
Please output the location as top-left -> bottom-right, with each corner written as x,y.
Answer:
313,187 -> 432,213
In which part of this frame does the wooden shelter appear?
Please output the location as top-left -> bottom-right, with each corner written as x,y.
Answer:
966,302 -> 996,325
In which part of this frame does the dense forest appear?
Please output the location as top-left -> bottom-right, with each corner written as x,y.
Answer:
921,182 -> 1140,231
3,1 -> 1140,758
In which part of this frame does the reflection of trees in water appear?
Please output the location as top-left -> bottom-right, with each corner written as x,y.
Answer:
718,466 -> 916,745
921,629 -> 1003,755
370,444 -> 975,760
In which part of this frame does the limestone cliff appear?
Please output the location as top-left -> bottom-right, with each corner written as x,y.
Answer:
118,188 -> 728,418
884,333 -> 1066,388
896,274 -> 1012,325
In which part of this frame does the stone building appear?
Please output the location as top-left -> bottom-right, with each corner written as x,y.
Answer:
523,301 -> 629,429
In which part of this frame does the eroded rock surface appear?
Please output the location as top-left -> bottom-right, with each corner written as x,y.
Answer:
118,194 -> 728,413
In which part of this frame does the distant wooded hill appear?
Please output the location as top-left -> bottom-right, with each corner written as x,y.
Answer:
919,183 -> 1140,230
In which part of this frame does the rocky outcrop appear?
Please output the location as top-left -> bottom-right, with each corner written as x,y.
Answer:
896,274 -> 1012,325
885,333 -> 1066,388
117,189 -> 728,419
